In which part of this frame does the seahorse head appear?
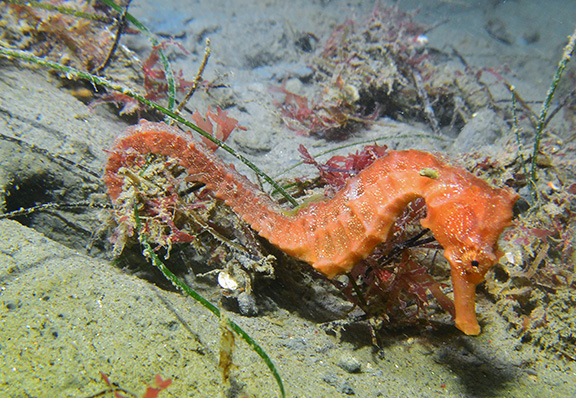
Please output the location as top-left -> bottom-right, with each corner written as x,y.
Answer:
421,181 -> 518,335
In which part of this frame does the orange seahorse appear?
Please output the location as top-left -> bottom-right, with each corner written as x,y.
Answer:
104,120 -> 519,335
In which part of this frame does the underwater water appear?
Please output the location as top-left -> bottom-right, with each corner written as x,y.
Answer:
1,0 -> 575,397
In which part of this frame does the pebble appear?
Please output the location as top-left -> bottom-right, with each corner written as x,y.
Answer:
336,353 -> 362,374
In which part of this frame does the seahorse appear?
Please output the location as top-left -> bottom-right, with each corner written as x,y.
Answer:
104,120 -> 519,335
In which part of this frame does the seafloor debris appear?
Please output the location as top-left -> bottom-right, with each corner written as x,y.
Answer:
1,0 -> 119,72
272,5 -> 496,139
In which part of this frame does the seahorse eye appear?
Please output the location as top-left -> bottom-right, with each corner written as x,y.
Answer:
470,260 -> 479,267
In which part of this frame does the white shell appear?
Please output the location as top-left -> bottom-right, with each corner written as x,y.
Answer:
218,271 -> 239,291
414,34 -> 429,46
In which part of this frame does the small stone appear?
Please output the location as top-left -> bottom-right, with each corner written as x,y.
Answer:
340,382 -> 356,395
336,354 -> 362,374
237,291 -> 259,316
